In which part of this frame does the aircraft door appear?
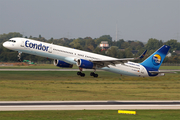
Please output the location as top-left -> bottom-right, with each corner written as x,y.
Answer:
140,66 -> 145,74
20,40 -> 24,47
20,40 -> 29,49
48,44 -> 52,53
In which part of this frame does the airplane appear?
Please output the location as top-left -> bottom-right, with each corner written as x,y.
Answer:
3,37 -> 171,77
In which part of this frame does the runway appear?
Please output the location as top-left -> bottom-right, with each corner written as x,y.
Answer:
0,101 -> 180,111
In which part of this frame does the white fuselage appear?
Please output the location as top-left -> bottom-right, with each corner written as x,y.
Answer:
3,37 -> 149,77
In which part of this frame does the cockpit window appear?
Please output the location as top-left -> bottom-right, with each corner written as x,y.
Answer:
9,40 -> 16,43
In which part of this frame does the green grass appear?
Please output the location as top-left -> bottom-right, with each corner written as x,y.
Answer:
0,71 -> 180,101
0,110 -> 180,120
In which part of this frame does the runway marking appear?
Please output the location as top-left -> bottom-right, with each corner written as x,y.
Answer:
118,110 -> 136,115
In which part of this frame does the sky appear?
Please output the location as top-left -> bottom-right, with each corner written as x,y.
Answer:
0,0 -> 180,42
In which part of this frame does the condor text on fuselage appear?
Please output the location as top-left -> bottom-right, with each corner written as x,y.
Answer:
25,40 -> 49,52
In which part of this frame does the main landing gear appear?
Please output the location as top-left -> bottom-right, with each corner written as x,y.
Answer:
77,67 -> 98,77
90,68 -> 98,77
77,71 -> 85,77
90,72 -> 98,77
77,67 -> 85,77
17,52 -> 22,62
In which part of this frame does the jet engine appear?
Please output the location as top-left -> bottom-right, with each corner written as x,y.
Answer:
76,59 -> 95,69
54,59 -> 73,68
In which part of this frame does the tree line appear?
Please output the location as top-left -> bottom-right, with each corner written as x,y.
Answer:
0,32 -> 180,63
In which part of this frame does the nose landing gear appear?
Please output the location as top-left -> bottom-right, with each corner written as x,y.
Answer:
17,52 -> 22,62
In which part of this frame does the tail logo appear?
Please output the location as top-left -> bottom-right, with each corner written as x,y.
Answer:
152,54 -> 161,66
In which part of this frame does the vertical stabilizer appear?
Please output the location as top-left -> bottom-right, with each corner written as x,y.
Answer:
140,45 -> 170,71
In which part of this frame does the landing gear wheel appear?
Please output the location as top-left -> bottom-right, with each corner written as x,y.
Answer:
77,72 -> 85,77
77,67 -> 85,77
80,73 -> 85,77
90,72 -> 98,77
18,59 -> 21,62
77,72 -> 81,75
90,72 -> 95,76
94,73 -> 98,78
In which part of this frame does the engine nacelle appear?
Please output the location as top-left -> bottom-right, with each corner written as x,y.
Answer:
76,59 -> 95,69
54,59 -> 73,68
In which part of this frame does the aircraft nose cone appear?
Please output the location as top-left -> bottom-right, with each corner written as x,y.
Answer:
3,42 -> 6,47
3,42 -> 9,48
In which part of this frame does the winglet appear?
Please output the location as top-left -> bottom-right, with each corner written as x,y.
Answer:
134,49 -> 147,60
139,49 -> 147,59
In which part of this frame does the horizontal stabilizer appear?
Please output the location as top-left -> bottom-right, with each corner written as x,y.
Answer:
149,71 -> 176,74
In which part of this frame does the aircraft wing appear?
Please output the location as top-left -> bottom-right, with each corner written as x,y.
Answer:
91,50 -> 147,67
